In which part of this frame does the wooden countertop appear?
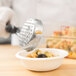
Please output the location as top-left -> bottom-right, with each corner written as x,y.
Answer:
0,45 -> 76,76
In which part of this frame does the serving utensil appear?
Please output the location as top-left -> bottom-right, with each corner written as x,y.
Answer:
6,18 -> 43,52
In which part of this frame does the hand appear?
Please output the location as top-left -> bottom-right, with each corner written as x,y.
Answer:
0,7 -> 14,38
5,23 -> 19,33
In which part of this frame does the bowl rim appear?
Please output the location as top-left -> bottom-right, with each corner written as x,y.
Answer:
16,48 -> 68,60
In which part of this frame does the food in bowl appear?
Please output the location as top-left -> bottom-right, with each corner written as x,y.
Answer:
46,26 -> 76,59
27,49 -> 58,58
16,48 -> 68,71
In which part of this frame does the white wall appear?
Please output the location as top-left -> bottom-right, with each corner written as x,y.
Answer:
12,0 -> 76,36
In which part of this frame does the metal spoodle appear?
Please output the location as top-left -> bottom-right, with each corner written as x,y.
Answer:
5,18 -> 43,52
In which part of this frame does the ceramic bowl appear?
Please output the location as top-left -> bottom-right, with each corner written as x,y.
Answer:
16,48 -> 68,71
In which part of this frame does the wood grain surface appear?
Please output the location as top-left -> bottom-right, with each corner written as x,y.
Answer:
0,45 -> 76,76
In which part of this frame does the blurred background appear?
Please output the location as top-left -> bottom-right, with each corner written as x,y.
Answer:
0,0 -> 76,45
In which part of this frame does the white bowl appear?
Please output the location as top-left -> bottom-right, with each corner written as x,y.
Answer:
16,48 -> 68,71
